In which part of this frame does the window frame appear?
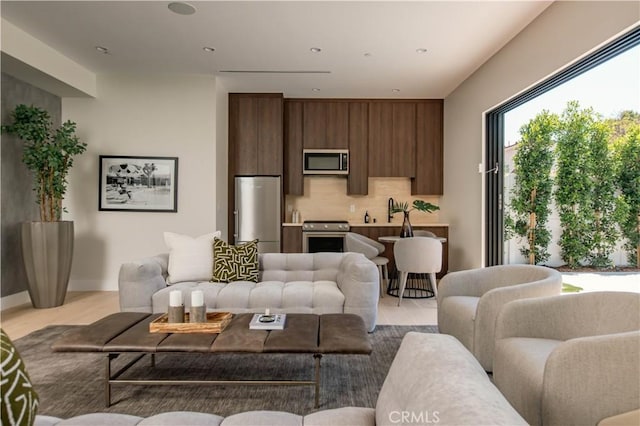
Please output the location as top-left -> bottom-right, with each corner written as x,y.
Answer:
485,25 -> 640,266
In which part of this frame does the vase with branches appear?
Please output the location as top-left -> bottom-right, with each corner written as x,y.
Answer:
391,200 -> 440,237
2,104 -> 86,308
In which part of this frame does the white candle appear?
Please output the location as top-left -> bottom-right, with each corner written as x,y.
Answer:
265,308 -> 270,316
169,290 -> 182,307
191,290 -> 204,307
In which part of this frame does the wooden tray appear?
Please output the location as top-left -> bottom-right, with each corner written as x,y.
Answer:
149,312 -> 233,334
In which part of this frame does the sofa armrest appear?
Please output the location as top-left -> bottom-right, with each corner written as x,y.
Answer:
496,292 -> 640,341
473,279 -> 562,370
118,254 -> 169,312
542,331 -> 640,426
337,253 -> 379,332
437,268 -> 487,301
376,332 -> 527,426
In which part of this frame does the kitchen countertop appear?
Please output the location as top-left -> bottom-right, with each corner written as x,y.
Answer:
282,222 -> 449,227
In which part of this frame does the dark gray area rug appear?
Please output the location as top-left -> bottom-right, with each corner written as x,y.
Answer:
15,324 -> 438,419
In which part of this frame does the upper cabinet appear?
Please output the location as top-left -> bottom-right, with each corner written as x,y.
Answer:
229,93 -> 283,176
368,101 -> 417,178
412,100 -> 444,195
302,101 -> 349,149
280,97 -> 443,196
284,100 -> 304,195
347,102 -> 369,195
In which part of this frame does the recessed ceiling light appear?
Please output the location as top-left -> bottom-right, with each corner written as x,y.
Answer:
392,89 -> 401,93
416,48 -> 428,54
203,47 -> 216,53
312,88 -> 321,92
310,47 -> 322,53
95,46 -> 109,54
168,2 -> 196,15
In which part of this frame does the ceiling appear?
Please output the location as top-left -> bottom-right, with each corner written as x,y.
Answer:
1,1 -> 552,98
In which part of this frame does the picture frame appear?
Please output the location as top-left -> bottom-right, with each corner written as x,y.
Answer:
98,155 -> 178,212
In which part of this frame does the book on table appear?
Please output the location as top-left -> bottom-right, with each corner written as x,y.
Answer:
249,313 -> 286,330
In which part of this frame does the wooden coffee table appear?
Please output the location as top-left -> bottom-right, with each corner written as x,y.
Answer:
52,312 -> 371,408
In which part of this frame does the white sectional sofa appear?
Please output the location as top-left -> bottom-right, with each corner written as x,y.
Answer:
118,252 -> 380,332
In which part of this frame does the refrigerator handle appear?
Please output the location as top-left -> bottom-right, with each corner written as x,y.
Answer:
233,210 -> 238,242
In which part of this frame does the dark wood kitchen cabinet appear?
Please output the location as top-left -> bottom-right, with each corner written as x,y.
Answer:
228,93 -> 283,245
302,101 -> 348,149
283,97 -> 443,196
284,101 -> 304,195
282,226 -> 302,253
347,102 -> 369,195
368,101 -> 417,178
228,93 -> 283,176
349,225 -> 448,278
412,100 -> 444,195
285,99 -> 365,195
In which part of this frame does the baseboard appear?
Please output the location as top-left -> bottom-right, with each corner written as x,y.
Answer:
68,279 -> 118,292
0,291 -> 31,310
1,281 -> 116,310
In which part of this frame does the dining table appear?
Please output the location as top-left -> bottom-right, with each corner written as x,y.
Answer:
378,235 -> 447,244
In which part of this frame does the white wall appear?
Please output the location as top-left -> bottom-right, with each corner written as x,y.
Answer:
442,1 -> 640,271
62,74 -> 217,290
215,79 -> 229,241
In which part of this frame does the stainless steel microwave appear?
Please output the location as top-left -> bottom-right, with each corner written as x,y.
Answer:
303,149 -> 349,175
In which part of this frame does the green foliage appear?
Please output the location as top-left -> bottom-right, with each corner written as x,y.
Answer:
2,104 -> 87,221
506,104 -> 639,269
586,120 -> 619,268
562,283 -> 583,293
554,102 -> 598,268
613,124 -> 640,266
507,111 -> 557,264
391,199 -> 440,214
605,110 -> 640,140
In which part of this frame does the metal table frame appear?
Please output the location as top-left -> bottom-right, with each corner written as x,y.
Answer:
105,351 -> 324,408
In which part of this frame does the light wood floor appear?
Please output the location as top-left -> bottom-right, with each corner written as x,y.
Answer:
1,291 -> 437,339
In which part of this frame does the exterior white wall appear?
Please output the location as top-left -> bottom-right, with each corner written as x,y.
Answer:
62,74 -> 217,291
442,1 -> 640,271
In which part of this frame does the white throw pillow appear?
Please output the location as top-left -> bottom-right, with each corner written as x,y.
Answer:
164,231 -> 221,284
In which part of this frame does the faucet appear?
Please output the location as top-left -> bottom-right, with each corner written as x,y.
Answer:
388,198 -> 395,223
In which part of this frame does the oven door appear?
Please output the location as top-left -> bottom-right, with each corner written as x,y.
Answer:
303,232 -> 346,253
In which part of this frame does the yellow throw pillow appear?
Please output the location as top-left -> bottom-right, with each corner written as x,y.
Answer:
212,238 -> 259,283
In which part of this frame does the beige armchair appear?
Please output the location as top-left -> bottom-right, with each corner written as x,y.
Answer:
493,292 -> 640,426
437,264 -> 562,371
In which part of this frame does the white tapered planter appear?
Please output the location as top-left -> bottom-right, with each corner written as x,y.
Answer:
21,221 -> 74,308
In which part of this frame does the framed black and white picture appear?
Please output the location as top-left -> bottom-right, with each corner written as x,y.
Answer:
99,155 -> 178,212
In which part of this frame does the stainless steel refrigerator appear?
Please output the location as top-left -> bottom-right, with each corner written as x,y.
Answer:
234,176 -> 281,253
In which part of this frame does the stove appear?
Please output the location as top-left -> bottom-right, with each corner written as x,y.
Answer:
301,221 -> 350,252
302,220 -> 350,232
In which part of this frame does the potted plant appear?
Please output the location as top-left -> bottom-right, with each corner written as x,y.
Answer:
2,104 -> 87,308
391,199 -> 440,238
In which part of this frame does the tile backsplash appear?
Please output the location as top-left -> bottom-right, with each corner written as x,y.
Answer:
285,177 -> 441,224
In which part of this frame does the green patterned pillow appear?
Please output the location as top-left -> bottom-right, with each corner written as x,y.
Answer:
212,238 -> 259,283
1,329 -> 39,426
